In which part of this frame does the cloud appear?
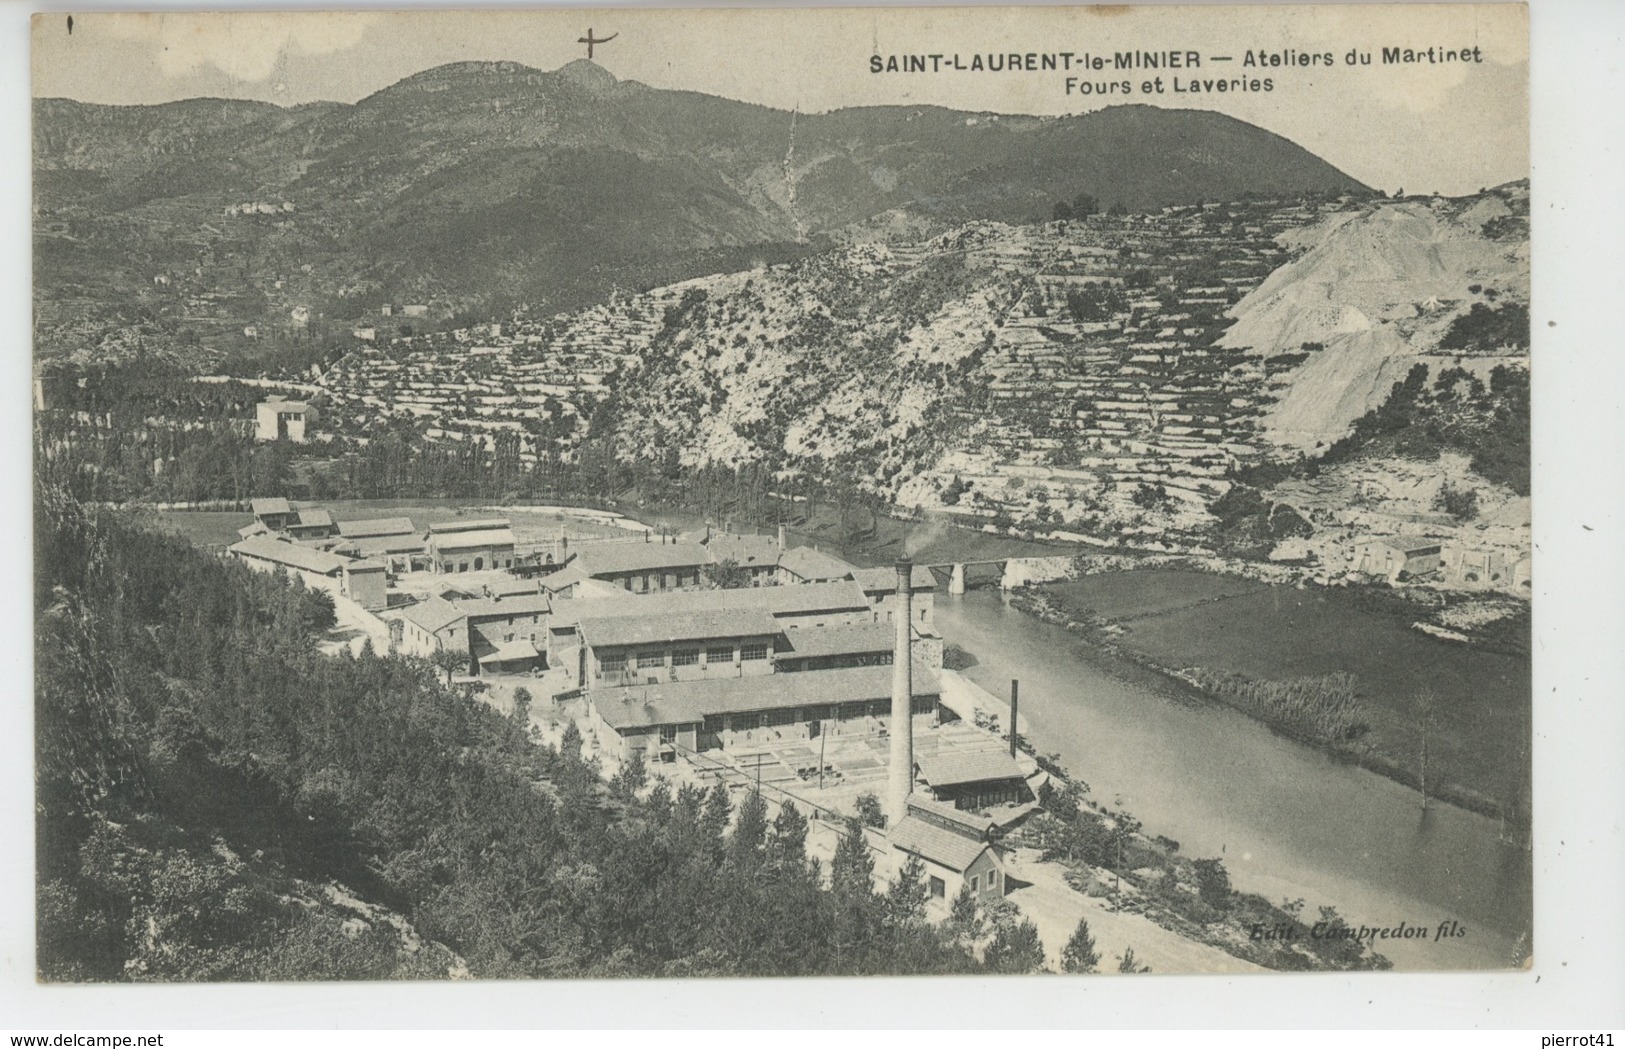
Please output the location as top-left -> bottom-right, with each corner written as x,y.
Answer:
102,12 -> 375,85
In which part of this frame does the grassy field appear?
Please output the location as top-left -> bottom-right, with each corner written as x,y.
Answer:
787,507 -> 1063,570
616,497 -> 1069,571
1042,570 -> 1267,621
1041,570 -> 1530,812
150,500 -> 635,549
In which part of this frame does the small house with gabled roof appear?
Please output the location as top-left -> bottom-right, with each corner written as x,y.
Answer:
888,804 -> 1006,904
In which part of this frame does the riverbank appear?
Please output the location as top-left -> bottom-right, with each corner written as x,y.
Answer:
1010,576 -> 1530,833
933,592 -> 1532,970
1002,746 -> 1392,972
922,672 -> 1388,972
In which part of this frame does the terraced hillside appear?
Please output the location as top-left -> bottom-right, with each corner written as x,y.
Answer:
592,195 -> 1350,535
297,183 -> 1526,580
315,292 -> 679,455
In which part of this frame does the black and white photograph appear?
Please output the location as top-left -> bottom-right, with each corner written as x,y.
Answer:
27,3 -> 1545,989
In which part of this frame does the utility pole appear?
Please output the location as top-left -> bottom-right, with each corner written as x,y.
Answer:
1009,678 -> 1019,758
1115,835 -> 1122,899
740,752 -> 768,795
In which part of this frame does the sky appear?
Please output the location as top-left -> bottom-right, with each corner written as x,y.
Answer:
31,4 -> 1528,196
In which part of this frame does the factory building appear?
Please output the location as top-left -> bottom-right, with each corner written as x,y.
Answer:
587,661 -> 941,762
425,519 -> 517,573
571,540 -> 709,593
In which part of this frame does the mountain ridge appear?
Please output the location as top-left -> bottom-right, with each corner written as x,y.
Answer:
35,60 -> 1370,361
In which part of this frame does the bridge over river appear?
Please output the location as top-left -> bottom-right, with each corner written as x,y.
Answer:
925,555 -> 1078,594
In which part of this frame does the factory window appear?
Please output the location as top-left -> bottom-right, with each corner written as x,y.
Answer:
458,562 -> 468,573
986,871 -> 1001,895
672,649 -> 699,667
929,876 -> 945,899
766,708 -> 796,727
741,643 -> 769,661
707,645 -> 735,664
969,875 -> 979,894
659,725 -> 676,745
474,557 -> 484,571
601,654 -> 626,675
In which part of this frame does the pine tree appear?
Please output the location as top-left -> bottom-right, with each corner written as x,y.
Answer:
729,790 -> 769,868
510,686 -> 532,730
884,854 -> 929,928
945,884 -> 984,949
984,917 -> 1047,974
560,720 -> 583,760
768,800 -> 809,872
831,818 -> 875,898
1061,917 -> 1101,973
1117,946 -> 1151,973
611,750 -> 646,802
854,790 -> 886,828
701,783 -> 732,844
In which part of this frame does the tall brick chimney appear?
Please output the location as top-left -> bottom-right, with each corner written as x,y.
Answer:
887,557 -> 915,824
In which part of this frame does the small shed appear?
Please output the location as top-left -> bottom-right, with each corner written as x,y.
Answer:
287,507 -> 338,540
1354,536 -> 1443,580
915,749 -> 1035,812
341,559 -> 388,611
249,496 -> 294,531
888,814 -> 1005,903
255,397 -> 308,443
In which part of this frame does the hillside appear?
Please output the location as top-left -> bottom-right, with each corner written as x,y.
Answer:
1220,182 -> 1530,451
585,196 -> 1325,528
291,184 -> 1526,583
34,60 -> 1368,364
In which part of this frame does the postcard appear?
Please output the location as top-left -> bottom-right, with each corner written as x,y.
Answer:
31,4 -> 1530,981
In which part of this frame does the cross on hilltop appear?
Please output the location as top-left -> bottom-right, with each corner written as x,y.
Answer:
577,28 -> 617,60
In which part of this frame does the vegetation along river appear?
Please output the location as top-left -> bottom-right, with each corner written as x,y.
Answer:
933,589 -> 1532,971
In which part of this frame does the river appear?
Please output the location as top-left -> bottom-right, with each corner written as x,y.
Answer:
934,589 -> 1532,971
